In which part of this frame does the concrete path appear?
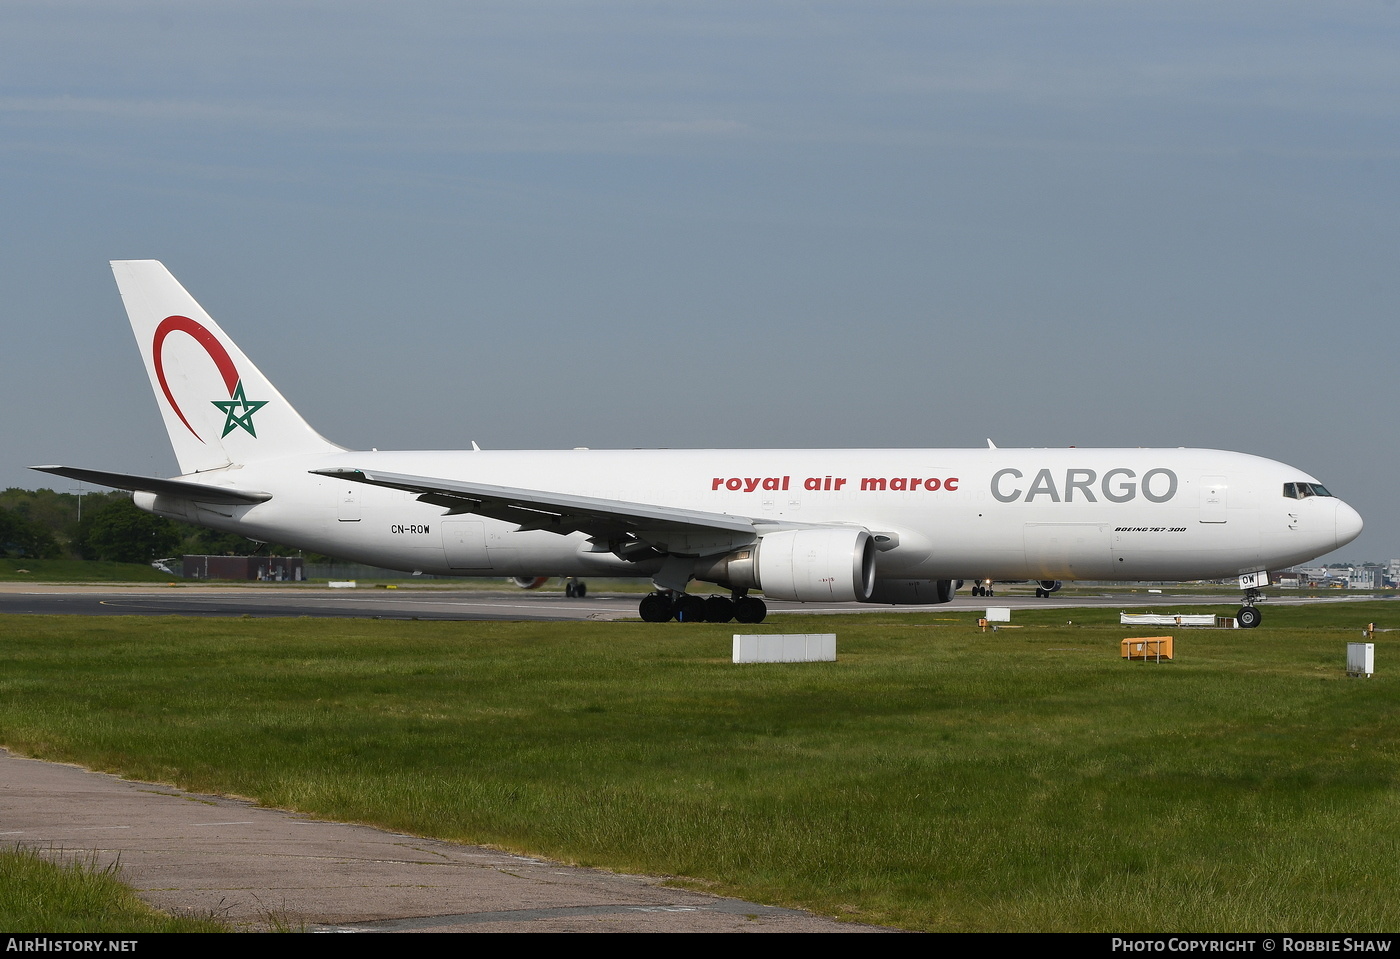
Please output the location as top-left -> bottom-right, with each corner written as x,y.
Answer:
0,748 -> 884,932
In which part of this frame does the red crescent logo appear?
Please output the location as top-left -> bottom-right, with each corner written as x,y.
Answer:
153,315 -> 240,443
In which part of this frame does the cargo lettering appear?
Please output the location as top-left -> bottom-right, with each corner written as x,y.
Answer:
991,468 -> 1178,504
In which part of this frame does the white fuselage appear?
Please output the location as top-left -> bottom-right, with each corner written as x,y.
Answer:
138,446 -> 1362,585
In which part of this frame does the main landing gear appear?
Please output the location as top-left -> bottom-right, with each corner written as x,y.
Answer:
638,590 -> 767,624
564,577 -> 587,598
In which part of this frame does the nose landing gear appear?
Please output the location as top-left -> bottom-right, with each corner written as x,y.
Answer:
1236,584 -> 1263,629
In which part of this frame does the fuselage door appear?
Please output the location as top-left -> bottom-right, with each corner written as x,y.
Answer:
442,520 -> 493,569
337,485 -> 361,522
1199,475 -> 1227,524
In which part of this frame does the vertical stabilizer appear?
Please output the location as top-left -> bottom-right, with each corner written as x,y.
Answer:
112,260 -> 344,474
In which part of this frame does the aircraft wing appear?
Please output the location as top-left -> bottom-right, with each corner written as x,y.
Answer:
313,467 -> 766,555
31,466 -> 273,505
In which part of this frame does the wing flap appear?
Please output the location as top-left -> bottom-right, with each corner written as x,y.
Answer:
313,467 -> 761,553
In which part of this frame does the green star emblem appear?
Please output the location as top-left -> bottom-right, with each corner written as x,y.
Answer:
211,380 -> 269,438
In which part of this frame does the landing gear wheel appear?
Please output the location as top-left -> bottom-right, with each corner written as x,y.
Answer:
1237,605 -> 1261,629
734,596 -> 767,624
639,592 -> 674,622
1035,587 -> 1045,598
565,582 -> 576,597
675,594 -> 708,623
574,581 -> 586,598
704,595 -> 735,623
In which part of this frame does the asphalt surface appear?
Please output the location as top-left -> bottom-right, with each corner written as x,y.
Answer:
1,582 -> 1360,622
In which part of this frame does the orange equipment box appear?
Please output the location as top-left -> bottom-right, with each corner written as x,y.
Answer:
1121,636 -> 1174,661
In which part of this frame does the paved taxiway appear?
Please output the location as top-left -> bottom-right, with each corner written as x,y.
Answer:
3,582 -> 1368,621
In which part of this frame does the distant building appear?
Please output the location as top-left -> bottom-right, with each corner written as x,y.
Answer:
1349,566 -> 1385,590
1289,565 -> 1347,587
183,555 -> 304,581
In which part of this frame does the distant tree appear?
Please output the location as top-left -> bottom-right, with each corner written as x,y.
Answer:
180,524 -> 307,557
80,498 -> 182,564
185,527 -> 262,555
2,487 -> 129,556
5,485 -> 315,562
0,507 -> 60,558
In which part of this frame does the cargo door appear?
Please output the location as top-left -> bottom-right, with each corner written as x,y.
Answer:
442,520 -> 493,570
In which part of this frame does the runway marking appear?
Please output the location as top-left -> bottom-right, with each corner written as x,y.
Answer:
189,821 -> 257,826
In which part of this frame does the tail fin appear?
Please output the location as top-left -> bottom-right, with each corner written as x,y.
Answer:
112,260 -> 344,474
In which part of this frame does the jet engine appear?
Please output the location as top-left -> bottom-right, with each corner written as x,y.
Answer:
694,528 -> 876,603
510,576 -> 550,590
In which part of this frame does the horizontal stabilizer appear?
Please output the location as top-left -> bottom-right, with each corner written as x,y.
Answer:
31,466 -> 272,505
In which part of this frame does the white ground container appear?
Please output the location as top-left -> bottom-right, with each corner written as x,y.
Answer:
733,633 -> 837,663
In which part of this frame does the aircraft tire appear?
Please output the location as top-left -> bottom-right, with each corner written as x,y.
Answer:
734,596 -> 767,624
639,593 -> 674,622
575,582 -> 587,598
1237,605 -> 1261,629
704,595 -> 735,623
675,594 -> 708,623
565,582 -> 576,597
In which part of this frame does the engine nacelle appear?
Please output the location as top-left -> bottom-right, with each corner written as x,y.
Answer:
757,528 -> 877,602
511,576 -> 550,590
864,578 -> 956,605
692,528 -> 877,602
1040,580 -> 1062,593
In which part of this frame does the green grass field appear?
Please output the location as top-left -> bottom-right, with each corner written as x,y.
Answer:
0,847 -> 226,932
0,558 -> 178,582
1,602 -> 1396,931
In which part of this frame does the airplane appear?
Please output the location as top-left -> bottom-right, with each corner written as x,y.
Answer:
35,260 -> 1363,627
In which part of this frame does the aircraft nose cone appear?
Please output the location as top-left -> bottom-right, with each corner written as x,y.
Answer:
1335,501 -> 1364,549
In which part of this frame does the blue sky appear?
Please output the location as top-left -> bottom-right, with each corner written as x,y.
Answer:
3,1 -> 1396,563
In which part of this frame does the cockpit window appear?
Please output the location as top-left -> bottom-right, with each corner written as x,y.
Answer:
1284,482 -> 1333,499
